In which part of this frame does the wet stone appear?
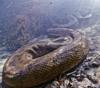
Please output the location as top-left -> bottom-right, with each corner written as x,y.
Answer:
91,61 -> 100,68
75,74 -> 85,82
87,75 -> 98,84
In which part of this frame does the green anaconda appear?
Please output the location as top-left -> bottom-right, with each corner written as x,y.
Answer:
2,28 -> 89,88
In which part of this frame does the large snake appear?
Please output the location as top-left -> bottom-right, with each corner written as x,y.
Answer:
2,28 -> 89,88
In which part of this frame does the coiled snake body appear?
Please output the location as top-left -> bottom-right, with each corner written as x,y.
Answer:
3,28 -> 89,88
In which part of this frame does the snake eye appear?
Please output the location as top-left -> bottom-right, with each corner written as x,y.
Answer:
26,49 -> 37,59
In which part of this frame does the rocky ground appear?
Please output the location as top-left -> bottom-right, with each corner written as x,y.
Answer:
0,22 -> 100,88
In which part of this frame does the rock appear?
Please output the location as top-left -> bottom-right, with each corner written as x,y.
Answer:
87,75 -> 98,84
95,67 -> 100,84
91,61 -> 100,68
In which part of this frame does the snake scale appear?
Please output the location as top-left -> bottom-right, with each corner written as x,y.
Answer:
2,28 -> 89,88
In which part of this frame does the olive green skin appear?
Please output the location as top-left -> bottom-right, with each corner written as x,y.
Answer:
2,28 -> 89,88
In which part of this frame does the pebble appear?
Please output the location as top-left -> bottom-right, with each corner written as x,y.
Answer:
87,75 -> 98,84
91,61 -> 100,68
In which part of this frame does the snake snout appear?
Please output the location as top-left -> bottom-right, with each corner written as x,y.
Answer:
3,66 -> 17,79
